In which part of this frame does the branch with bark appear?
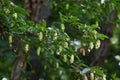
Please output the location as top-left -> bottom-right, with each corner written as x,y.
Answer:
11,40 -> 26,80
90,9 -> 118,66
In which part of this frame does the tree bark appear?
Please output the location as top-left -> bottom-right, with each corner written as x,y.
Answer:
11,40 -> 26,80
24,0 -> 50,23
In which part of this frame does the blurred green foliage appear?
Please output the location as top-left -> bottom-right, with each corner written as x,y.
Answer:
0,0 -> 120,80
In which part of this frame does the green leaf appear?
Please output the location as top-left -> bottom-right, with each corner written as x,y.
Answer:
91,67 -> 104,76
14,6 -> 28,15
96,33 -> 108,40
40,20 -> 46,28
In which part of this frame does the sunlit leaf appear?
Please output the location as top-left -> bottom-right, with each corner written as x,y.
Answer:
81,68 -> 91,75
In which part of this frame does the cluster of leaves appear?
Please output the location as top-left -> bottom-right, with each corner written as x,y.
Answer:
50,0 -> 120,79
0,0 -> 110,79
59,13 -> 107,48
50,0 -> 109,49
